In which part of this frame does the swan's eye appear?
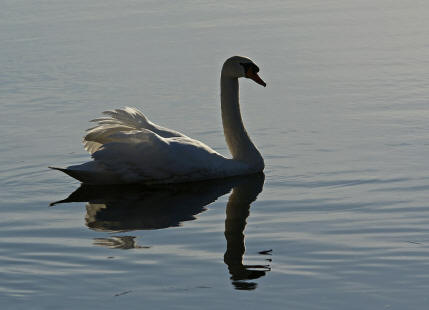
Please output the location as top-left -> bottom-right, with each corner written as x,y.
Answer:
240,63 -> 251,73
252,64 -> 260,73
240,62 -> 266,87
240,63 -> 259,76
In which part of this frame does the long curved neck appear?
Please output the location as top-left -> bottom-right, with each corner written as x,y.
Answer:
220,75 -> 263,169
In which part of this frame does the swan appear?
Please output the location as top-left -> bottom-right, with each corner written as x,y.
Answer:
51,56 -> 267,184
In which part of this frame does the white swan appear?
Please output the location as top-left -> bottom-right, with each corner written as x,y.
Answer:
51,56 -> 266,184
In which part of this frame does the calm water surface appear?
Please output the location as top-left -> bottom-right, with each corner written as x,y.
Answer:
1,1 -> 429,309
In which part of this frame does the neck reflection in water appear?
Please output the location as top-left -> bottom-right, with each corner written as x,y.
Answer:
224,174 -> 270,290
52,173 -> 270,290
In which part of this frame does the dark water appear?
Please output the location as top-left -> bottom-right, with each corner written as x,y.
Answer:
1,1 -> 429,309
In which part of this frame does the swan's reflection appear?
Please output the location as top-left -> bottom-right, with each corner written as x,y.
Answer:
52,173 -> 269,290
93,236 -> 150,250
224,174 -> 271,290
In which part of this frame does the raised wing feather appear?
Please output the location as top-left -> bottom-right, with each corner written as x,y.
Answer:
83,107 -> 187,154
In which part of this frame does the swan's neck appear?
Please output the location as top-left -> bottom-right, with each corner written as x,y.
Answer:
220,75 -> 263,170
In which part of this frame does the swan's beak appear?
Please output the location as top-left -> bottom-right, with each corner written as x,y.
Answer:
246,69 -> 267,87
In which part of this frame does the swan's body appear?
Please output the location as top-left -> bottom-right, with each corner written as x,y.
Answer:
51,56 -> 266,184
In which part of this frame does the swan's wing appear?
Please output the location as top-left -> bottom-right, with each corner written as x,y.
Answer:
88,130 -> 242,184
83,107 -> 187,154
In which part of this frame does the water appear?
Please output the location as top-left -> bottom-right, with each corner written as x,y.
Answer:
1,0 -> 429,308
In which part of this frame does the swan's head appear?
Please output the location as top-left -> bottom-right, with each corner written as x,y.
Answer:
222,56 -> 266,87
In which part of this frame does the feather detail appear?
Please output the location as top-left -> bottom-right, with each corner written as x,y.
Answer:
102,107 -> 151,129
83,106 -> 186,154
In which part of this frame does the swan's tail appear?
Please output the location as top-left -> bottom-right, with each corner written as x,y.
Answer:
49,166 -> 70,174
49,166 -> 121,185
49,166 -> 87,182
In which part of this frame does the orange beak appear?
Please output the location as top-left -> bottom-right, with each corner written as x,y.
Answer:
246,68 -> 267,87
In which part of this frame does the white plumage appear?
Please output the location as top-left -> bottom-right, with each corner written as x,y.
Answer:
51,56 -> 266,184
